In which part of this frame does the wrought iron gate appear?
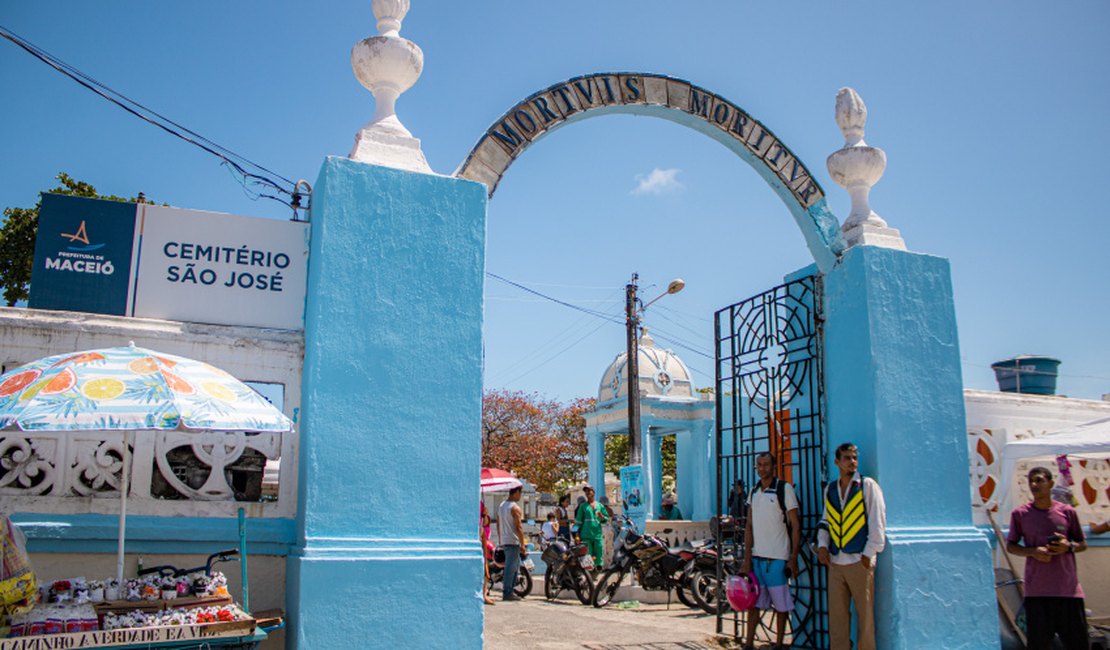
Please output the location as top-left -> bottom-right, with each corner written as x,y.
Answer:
713,275 -> 828,648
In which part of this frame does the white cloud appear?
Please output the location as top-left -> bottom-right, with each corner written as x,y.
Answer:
631,168 -> 683,196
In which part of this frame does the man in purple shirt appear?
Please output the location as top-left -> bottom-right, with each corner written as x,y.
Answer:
1006,466 -> 1088,649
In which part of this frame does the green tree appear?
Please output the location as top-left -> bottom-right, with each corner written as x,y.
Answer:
603,433 -> 676,479
0,173 -> 151,305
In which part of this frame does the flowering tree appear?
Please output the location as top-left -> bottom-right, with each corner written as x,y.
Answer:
481,390 -> 593,493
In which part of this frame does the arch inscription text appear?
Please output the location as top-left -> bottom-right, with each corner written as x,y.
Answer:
456,73 -> 824,212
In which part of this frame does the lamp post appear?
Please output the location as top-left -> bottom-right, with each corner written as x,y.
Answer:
625,274 -> 685,465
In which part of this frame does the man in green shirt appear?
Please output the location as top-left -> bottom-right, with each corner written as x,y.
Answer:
576,486 -> 608,568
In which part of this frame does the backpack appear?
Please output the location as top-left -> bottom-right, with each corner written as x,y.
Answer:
768,478 -> 800,535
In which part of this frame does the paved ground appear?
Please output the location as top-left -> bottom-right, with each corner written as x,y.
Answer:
483,587 -> 740,650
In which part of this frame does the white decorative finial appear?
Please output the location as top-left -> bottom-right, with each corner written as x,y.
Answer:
826,88 -> 905,250
349,0 -> 432,173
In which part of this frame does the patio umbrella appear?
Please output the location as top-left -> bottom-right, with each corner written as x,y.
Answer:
0,343 -> 293,586
480,467 -> 522,493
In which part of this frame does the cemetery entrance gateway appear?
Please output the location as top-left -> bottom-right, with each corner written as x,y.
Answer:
715,276 -> 827,647
459,72 -> 843,646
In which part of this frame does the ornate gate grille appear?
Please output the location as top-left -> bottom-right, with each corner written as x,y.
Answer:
714,275 -> 828,648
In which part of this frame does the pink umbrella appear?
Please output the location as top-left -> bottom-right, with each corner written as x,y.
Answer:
481,467 -> 522,493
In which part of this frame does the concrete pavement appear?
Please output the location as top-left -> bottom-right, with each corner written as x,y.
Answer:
482,587 -> 738,650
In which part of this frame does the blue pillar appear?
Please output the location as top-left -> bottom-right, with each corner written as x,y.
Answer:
643,430 -> 664,521
586,427 -> 605,494
288,158 -> 487,649
824,246 -> 998,650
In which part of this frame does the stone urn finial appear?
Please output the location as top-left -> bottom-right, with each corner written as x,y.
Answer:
349,0 -> 431,173
826,88 -> 905,250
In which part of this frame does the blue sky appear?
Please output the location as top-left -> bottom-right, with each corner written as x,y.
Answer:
2,1 -> 1108,403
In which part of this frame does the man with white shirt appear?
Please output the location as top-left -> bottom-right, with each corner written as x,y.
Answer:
741,452 -> 801,650
816,442 -> 887,650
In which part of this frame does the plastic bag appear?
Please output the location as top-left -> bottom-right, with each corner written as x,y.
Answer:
1,514 -> 37,615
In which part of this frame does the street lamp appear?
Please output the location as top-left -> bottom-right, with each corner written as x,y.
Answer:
626,274 -> 685,466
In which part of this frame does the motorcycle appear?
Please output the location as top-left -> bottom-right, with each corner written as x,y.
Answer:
686,538 -> 740,614
486,545 -> 534,598
590,515 -> 696,609
540,539 -> 594,604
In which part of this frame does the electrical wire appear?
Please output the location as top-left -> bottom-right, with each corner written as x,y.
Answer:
485,273 -> 624,325
0,24 -> 297,209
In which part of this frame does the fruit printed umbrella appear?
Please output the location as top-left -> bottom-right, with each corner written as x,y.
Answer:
0,344 -> 292,432
480,467 -> 522,493
0,343 -> 293,586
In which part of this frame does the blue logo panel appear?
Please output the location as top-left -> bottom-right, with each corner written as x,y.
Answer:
29,194 -> 137,315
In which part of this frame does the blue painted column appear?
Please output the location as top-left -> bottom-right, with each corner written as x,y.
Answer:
288,157 -> 487,649
586,427 -> 606,493
824,246 -> 998,650
643,430 -> 664,521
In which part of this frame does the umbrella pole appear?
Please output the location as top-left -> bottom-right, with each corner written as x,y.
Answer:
116,430 -> 131,589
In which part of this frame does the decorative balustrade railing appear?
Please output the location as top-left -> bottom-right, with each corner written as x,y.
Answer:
0,429 -> 295,518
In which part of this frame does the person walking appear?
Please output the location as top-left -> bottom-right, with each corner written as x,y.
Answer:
816,442 -> 886,650
480,500 -> 495,605
1006,466 -> 1088,649
497,486 -> 528,601
555,494 -> 572,542
741,453 -> 800,650
576,486 -> 608,568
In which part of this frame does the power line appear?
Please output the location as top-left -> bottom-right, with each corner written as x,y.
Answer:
0,24 -> 299,211
485,273 -> 623,324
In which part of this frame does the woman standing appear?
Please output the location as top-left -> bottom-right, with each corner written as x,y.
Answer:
555,494 -> 572,542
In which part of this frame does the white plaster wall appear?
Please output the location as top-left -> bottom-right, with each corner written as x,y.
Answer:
965,389 -> 1110,618
29,552 -> 285,649
0,307 -> 302,518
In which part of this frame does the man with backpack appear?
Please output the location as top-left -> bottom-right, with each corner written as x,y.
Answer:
741,452 -> 801,650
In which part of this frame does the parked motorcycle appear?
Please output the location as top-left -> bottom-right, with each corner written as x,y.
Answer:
486,545 -> 534,598
590,515 -> 696,609
540,539 -> 594,604
687,539 -> 740,614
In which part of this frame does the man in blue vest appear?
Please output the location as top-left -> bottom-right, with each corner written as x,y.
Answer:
816,442 -> 887,650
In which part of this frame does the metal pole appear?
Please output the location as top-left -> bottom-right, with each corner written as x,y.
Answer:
238,507 -> 250,613
116,430 -> 131,589
626,273 -> 641,466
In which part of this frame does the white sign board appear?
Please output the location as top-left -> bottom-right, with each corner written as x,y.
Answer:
131,205 -> 308,330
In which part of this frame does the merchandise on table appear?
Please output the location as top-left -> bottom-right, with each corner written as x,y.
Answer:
3,570 -> 236,638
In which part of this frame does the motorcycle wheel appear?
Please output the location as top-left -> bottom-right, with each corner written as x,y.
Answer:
591,569 -> 623,608
515,567 -> 533,597
675,582 -> 697,609
543,567 -> 560,600
691,571 -> 730,615
571,566 -> 593,605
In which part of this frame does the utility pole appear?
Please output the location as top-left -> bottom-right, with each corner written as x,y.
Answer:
626,273 -> 641,466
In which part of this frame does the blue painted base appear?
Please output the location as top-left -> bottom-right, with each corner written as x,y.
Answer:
287,550 -> 483,649
291,158 -> 488,649
877,528 -> 999,649
824,246 -> 999,648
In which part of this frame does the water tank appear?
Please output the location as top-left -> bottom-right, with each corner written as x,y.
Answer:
991,356 -> 1061,395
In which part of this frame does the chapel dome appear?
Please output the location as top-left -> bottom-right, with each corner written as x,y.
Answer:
598,331 -> 696,403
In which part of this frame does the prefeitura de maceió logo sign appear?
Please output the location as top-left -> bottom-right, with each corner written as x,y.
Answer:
162,242 -> 291,291
44,219 -> 117,276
